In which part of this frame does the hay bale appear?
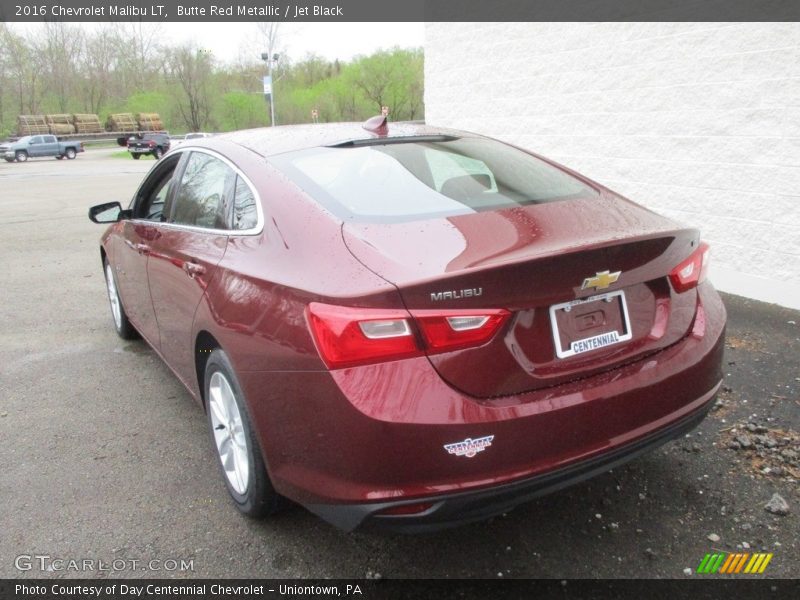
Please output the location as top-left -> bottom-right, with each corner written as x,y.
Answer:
136,112 -> 164,131
138,121 -> 164,132
75,122 -> 103,133
48,123 -> 76,135
73,113 -> 100,123
105,112 -> 137,131
72,113 -> 103,134
46,114 -> 73,125
17,115 -> 49,136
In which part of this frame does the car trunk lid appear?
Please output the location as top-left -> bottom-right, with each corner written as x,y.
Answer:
342,192 -> 701,398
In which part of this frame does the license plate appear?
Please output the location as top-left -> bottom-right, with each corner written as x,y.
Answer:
549,290 -> 632,359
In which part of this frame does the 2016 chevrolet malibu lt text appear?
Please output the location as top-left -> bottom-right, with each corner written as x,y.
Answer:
88,118 -> 726,531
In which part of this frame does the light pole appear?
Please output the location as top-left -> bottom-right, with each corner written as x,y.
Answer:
260,52 -> 280,127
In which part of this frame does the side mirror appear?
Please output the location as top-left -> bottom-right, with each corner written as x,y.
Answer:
89,202 -> 130,224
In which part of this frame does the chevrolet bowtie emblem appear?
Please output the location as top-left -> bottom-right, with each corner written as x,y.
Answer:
581,270 -> 621,290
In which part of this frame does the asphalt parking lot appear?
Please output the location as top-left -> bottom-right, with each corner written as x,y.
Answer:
0,149 -> 798,579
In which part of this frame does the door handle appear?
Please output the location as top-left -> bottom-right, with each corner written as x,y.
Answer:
183,262 -> 206,278
134,243 -> 151,254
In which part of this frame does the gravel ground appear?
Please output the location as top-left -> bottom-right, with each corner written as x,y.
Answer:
0,150 -> 797,579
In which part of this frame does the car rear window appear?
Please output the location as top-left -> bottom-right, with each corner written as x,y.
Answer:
268,137 -> 598,223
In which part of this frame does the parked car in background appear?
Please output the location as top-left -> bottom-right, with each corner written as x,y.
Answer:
170,132 -> 213,149
127,133 -> 170,160
1,135 -> 84,162
88,118 -> 726,532
185,132 -> 213,141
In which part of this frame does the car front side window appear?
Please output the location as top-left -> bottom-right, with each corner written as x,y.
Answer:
132,155 -> 181,222
136,173 -> 172,221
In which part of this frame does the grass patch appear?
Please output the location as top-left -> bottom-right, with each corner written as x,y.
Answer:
110,150 -> 156,160
83,140 -> 127,149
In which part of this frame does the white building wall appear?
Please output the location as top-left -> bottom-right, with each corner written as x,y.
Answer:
424,23 -> 800,309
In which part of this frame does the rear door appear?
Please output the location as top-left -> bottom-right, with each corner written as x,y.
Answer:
42,135 -> 59,155
146,150 -> 234,386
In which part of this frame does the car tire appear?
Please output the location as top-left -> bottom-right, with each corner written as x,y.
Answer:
205,349 -> 284,518
15,151 -> 28,162
131,153 -> 141,160
103,259 -> 137,340
153,147 -> 163,159
65,148 -> 76,160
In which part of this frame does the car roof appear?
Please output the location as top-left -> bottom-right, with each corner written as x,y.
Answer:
217,121 -> 473,157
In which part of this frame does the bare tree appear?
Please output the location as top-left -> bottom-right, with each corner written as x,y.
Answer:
113,22 -> 163,93
80,26 -> 120,114
42,21 -> 84,112
170,43 -> 214,131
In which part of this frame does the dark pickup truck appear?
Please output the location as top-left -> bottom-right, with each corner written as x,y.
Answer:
1,135 -> 84,162
127,133 -> 170,159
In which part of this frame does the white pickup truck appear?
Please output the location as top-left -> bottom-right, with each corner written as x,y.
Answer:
1,135 -> 85,162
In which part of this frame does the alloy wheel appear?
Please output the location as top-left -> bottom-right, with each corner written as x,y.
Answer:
208,371 -> 250,495
105,263 -> 122,330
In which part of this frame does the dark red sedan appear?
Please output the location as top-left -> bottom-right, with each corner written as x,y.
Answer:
89,118 -> 725,531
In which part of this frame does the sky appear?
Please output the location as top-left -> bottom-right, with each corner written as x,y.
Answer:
189,22 -> 425,63
11,21 -> 425,64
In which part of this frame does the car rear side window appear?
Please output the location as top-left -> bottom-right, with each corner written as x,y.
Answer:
269,137 -> 598,223
171,152 -> 235,229
232,176 -> 258,230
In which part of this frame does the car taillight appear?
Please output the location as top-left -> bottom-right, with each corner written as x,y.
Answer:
148,141 -> 156,148
306,302 -> 510,369
306,303 -> 418,369
409,309 -> 510,353
669,241 -> 710,293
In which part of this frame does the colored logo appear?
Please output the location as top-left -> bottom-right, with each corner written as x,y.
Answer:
443,435 -> 494,458
581,270 -> 621,290
696,552 -> 773,574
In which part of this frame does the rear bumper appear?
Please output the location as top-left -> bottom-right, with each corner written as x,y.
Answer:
307,386 -> 717,532
238,283 -> 726,531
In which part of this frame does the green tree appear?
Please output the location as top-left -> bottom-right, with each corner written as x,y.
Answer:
349,48 -> 424,119
220,92 -> 268,130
